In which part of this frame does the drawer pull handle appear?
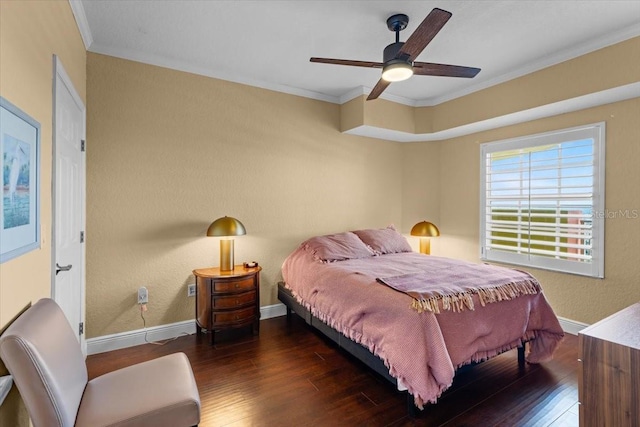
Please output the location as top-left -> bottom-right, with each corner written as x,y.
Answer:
235,284 -> 239,288
236,299 -> 239,304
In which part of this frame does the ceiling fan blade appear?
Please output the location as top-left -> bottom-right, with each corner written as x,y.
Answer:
310,58 -> 383,68
397,8 -> 452,61
367,79 -> 391,100
413,62 -> 481,78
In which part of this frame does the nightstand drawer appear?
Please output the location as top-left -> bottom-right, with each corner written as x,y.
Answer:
212,306 -> 256,325
213,277 -> 255,293
212,290 -> 256,309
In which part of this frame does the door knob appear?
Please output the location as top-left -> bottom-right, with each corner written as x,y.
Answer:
55,263 -> 73,275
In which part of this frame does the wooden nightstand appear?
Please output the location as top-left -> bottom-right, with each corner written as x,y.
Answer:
193,265 -> 261,344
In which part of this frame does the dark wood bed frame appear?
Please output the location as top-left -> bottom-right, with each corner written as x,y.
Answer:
277,281 -> 526,417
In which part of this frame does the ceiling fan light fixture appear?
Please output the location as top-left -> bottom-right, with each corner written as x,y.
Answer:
381,62 -> 413,82
311,9 -> 478,100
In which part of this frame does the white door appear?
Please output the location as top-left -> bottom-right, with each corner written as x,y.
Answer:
53,56 -> 86,355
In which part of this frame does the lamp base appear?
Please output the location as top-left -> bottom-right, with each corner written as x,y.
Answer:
419,238 -> 431,255
220,239 -> 234,271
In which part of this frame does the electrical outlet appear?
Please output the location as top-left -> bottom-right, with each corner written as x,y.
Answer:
187,284 -> 196,297
138,286 -> 148,304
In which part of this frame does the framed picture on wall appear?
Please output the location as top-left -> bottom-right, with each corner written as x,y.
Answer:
1,97 -> 41,263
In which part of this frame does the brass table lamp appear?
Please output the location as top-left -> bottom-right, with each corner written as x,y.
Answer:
207,216 -> 246,271
410,221 -> 440,255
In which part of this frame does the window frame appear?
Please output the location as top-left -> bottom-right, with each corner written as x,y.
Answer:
479,122 -> 605,278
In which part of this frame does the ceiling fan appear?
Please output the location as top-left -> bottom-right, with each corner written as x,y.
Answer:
310,8 -> 481,101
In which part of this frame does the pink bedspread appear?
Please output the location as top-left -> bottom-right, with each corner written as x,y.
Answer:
282,249 -> 564,408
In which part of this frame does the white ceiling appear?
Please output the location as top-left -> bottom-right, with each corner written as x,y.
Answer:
76,1 -> 640,106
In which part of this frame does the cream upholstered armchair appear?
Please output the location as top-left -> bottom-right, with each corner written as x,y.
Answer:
0,298 -> 200,427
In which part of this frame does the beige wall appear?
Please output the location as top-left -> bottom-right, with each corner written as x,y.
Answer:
88,36 -> 640,338
341,95 -> 417,134
426,98 -> 639,324
341,37 -> 639,140
403,102 -> 640,326
0,1 -> 86,425
400,37 -> 640,325
86,53 -> 403,338
401,143 -> 440,242
418,36 -> 640,133
0,0 -> 86,327
0,0 -> 636,392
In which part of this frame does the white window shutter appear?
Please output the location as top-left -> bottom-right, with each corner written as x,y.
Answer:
480,123 -> 605,278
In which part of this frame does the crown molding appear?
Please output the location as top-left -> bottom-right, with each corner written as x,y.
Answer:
68,0 -> 93,50
90,41 -> 424,107
339,86 -> 368,104
338,86 -> 419,107
373,90 -> 418,107
416,21 -> 640,107
88,43 -> 340,104
346,82 -> 640,142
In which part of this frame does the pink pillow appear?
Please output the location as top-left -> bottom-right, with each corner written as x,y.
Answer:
302,232 -> 374,263
352,225 -> 412,255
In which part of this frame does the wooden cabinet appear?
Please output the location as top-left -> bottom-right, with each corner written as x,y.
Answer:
578,302 -> 640,427
193,266 -> 261,344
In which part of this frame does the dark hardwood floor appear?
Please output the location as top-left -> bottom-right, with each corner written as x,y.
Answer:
86,315 -> 579,427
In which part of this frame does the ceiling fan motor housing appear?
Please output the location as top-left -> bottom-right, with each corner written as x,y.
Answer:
384,42 -> 411,66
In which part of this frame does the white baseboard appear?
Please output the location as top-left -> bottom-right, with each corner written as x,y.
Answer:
86,303 -> 287,355
261,302 -> 288,319
86,320 -> 196,355
558,316 -> 589,336
87,304 -> 585,355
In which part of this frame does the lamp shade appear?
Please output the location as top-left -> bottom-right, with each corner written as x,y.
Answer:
207,216 -> 246,272
206,216 -> 246,237
410,221 -> 440,237
381,62 -> 413,82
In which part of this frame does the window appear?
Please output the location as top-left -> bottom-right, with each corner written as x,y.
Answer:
480,123 -> 605,278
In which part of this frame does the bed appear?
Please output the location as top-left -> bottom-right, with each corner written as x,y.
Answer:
279,227 -> 565,413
